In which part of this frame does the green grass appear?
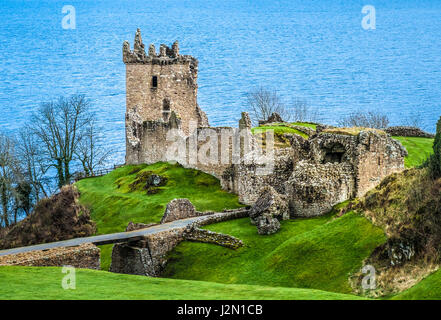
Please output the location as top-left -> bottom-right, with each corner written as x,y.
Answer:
290,122 -> 317,129
163,211 -> 386,294
252,124 -> 309,148
252,125 -> 308,139
0,266 -> 365,300
392,136 -> 434,168
392,268 -> 441,300
75,162 -> 243,270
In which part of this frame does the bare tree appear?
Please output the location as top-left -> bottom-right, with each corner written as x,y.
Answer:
74,118 -> 111,177
0,134 -> 20,226
289,98 -> 319,123
247,87 -> 290,125
338,110 -> 389,129
405,108 -> 424,129
16,127 -> 51,202
30,94 -> 94,187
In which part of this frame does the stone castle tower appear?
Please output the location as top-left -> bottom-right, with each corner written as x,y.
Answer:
123,29 -> 209,136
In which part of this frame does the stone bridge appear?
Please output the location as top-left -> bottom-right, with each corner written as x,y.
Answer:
0,201 -> 248,277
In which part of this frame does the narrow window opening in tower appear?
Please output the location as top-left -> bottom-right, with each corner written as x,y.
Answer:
163,99 -> 171,121
152,76 -> 158,88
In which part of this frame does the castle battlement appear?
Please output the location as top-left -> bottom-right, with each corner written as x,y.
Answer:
123,29 -> 197,67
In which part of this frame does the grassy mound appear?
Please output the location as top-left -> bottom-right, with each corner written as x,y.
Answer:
75,162 -> 243,270
0,185 -> 95,250
163,210 -> 385,294
393,268 -> 441,300
392,136 -> 434,168
360,168 -> 441,252
252,123 -> 309,148
352,167 -> 441,296
0,266 -> 365,300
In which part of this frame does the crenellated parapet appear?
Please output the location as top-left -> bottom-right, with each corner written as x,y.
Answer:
123,28 -> 197,67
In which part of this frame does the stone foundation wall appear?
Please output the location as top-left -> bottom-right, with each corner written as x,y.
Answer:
161,198 -> 203,224
0,243 -> 100,270
385,126 -> 435,138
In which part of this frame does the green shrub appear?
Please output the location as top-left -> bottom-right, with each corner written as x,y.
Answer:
428,117 -> 441,178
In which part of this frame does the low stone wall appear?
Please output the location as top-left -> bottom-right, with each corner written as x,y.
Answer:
184,227 -> 243,249
385,126 -> 434,138
0,243 -> 100,270
193,208 -> 249,227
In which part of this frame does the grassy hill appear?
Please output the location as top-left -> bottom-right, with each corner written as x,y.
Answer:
0,266 -> 364,300
67,133 -> 434,299
392,136 -> 434,168
75,162 -> 243,270
163,210 -> 386,294
393,268 -> 441,300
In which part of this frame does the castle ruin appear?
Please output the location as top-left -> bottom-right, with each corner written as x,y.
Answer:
123,29 -> 407,218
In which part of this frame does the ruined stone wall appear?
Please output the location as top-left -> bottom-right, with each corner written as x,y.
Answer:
126,110 -> 258,181
110,227 -> 185,277
286,161 -> 355,217
125,62 -> 200,135
185,126 -> 255,179
284,130 -> 407,216
354,131 -> 407,197
160,198 -> 206,224
126,111 -> 182,165
221,148 -> 296,205
0,243 -> 100,270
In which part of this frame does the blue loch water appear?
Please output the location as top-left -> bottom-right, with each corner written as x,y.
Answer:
0,0 -> 440,163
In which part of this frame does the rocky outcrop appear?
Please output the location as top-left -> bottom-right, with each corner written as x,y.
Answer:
385,126 -> 434,138
160,198 -> 204,224
0,243 -> 100,270
249,186 -> 288,234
